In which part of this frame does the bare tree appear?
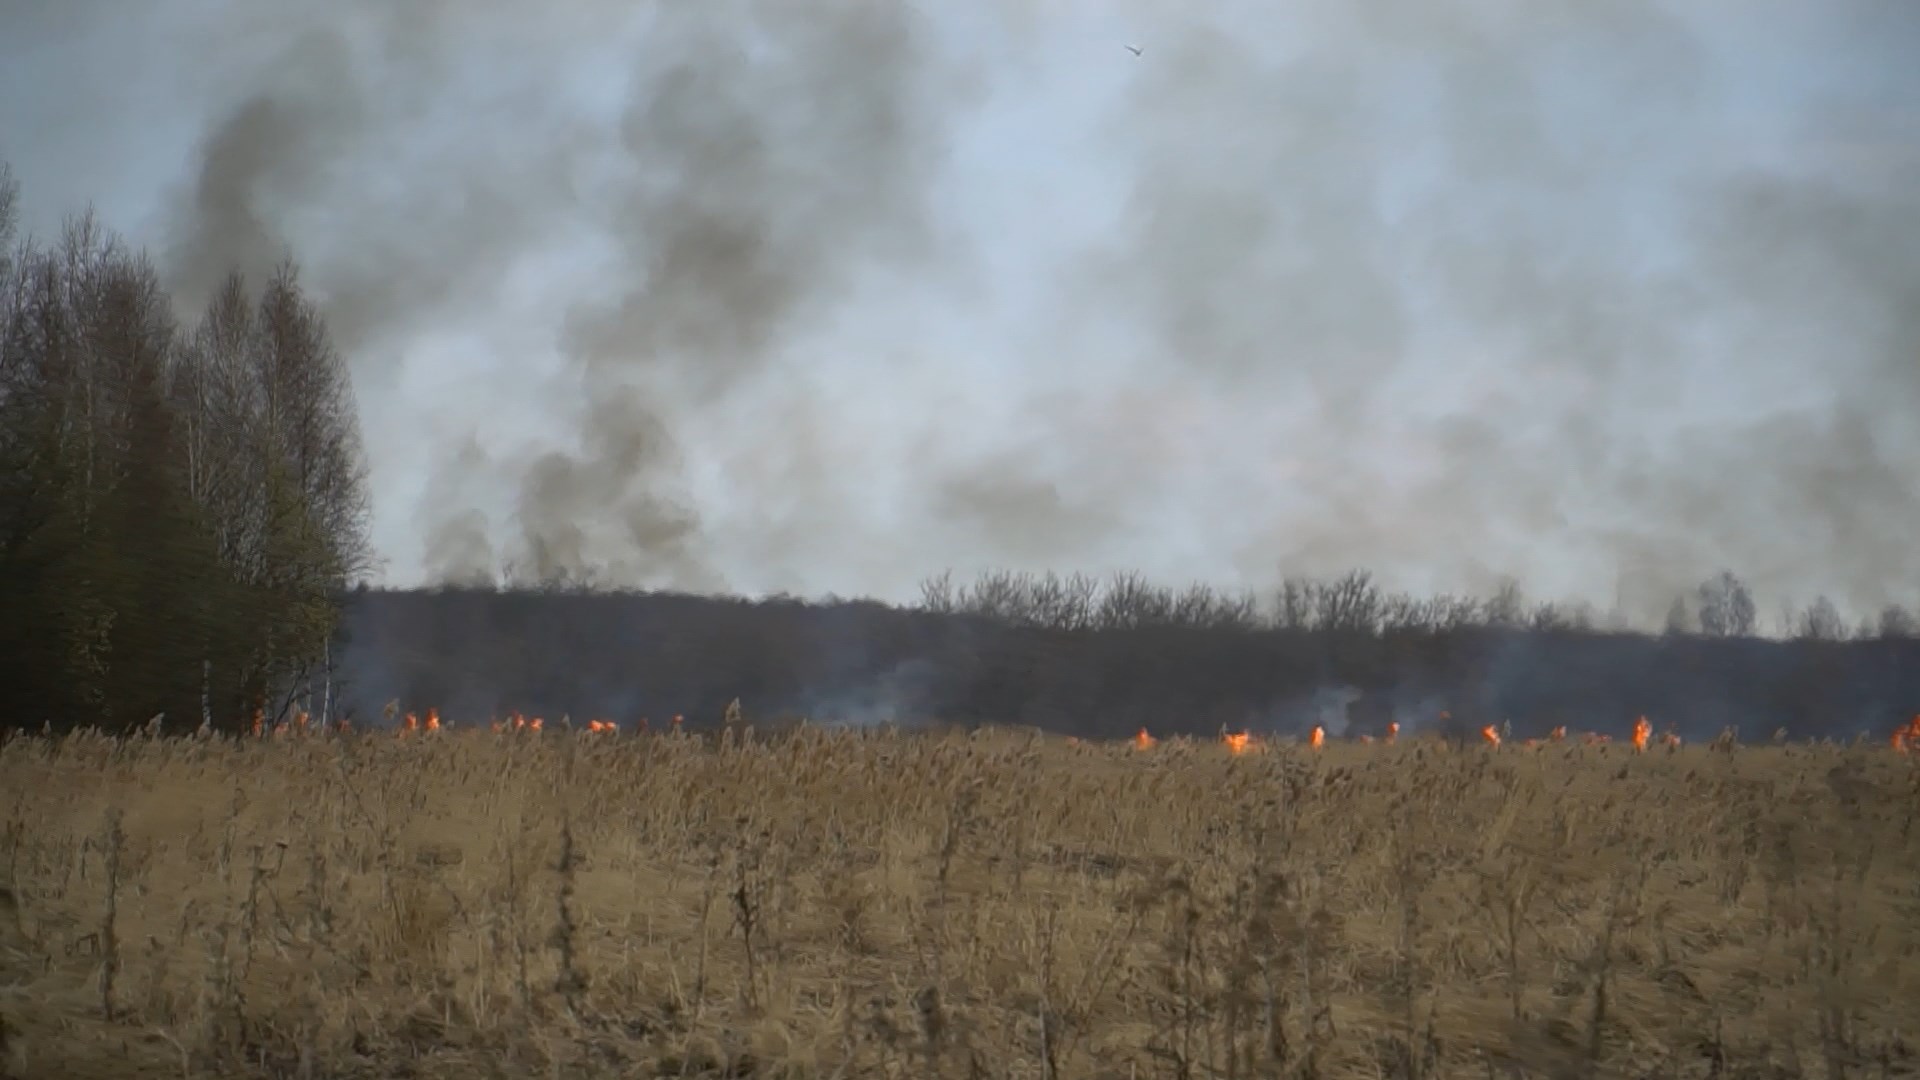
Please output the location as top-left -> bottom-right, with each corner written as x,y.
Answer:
1528,601 -> 1572,632
0,161 -> 17,286
1695,570 -> 1757,638
1795,596 -> 1847,642
917,570 -> 956,614
1877,604 -> 1916,639
1027,571 -> 1099,631
957,569 -> 1029,623
1021,570 -> 1067,627
1379,591 -> 1424,633
1378,588 -> 1489,634
1312,570 -> 1383,634
1272,576 -> 1315,631
1097,570 -> 1173,629
1202,587 -> 1261,631
253,261 -> 373,584
173,273 -> 260,566
1432,593 -> 1485,631
1485,577 -> 1526,628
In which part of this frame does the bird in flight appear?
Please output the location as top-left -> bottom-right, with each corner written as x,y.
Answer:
1125,44 -> 1143,57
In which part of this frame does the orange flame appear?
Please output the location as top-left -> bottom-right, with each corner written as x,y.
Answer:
1549,725 -> 1566,742
1385,721 -> 1399,745
1223,730 -> 1253,754
1310,725 -> 1325,750
1480,724 -> 1501,747
1134,727 -> 1157,750
587,719 -> 618,734
1632,716 -> 1652,753
1894,714 -> 1920,752
426,708 -> 441,732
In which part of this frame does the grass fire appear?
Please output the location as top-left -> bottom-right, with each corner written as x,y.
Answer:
5,0 -> 1920,1075
2,718 -> 1916,1078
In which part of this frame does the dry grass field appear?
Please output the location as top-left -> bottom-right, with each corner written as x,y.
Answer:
2,724 -> 1916,1079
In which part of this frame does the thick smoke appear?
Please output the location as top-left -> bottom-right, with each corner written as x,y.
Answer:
1055,0 -> 1920,620
3,0 -> 1916,619
499,2 -> 961,589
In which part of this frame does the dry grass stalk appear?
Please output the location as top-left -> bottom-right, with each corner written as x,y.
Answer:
0,725 -> 1914,1078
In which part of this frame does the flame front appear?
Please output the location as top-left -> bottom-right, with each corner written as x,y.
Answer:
1894,714 -> 1920,753
221,704 -> 1920,753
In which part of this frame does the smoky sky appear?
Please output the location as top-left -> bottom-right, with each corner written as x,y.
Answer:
3,0 -> 1917,623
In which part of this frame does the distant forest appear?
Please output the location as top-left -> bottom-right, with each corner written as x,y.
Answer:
333,571 -> 1920,743
4,161 -> 1917,742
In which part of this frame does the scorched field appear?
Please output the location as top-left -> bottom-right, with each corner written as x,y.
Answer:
2,722 -> 1916,1079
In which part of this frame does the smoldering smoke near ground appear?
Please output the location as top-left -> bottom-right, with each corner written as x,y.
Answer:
3,0 -> 1916,619
327,585 -> 1920,741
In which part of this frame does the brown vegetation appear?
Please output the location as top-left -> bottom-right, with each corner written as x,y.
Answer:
4,725 -> 1915,1079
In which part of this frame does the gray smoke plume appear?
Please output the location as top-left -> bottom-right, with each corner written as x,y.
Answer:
3,0 -> 1915,619
501,1 -> 963,589
1051,0 -> 1920,622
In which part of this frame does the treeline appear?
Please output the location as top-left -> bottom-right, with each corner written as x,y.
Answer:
918,567 -> 1914,642
333,571 -> 1920,742
0,163 -> 371,733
